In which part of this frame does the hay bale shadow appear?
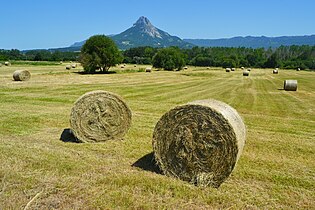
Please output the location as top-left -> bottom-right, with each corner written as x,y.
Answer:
278,88 -> 285,90
132,152 -> 162,174
60,128 -> 80,143
75,71 -> 116,75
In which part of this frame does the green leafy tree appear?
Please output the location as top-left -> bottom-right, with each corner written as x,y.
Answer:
152,47 -> 185,70
80,35 -> 122,73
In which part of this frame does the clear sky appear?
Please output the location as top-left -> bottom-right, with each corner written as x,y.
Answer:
1,0 -> 314,50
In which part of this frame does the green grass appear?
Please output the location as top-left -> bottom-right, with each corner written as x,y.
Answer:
0,65 -> 314,209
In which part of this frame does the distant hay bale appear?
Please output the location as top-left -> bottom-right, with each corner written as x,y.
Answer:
121,65 -> 125,68
184,66 -> 188,70
206,67 -> 210,70
297,68 -> 300,71
66,65 -> 71,70
4,61 -> 10,66
231,68 -> 235,71
153,99 -> 246,187
284,80 -> 297,91
13,70 -> 31,81
241,67 -> 244,70
226,68 -> 231,72
273,69 -> 278,74
275,68 -> 279,70
134,65 -> 137,67
145,67 -> 152,72
71,64 -> 76,68
70,90 -> 132,143
247,68 -> 251,71
243,71 -> 249,76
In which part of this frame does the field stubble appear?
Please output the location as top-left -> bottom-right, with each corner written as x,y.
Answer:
0,64 -> 314,209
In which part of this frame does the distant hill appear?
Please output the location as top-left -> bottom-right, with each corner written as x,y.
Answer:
184,35 -> 315,48
70,16 -> 193,50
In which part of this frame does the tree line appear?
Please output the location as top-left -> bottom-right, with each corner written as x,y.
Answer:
1,44 -> 314,70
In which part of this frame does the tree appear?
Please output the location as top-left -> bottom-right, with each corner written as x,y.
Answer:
152,47 -> 185,70
80,35 -> 122,73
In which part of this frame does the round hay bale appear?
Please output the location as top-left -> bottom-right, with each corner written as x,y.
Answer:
4,61 -> 10,66
13,70 -> 31,81
71,64 -> 76,68
241,67 -> 244,70
145,67 -> 152,72
247,68 -> 251,71
243,71 -> 249,76
273,69 -> 278,74
226,68 -> 231,72
70,90 -> 132,143
153,99 -> 246,187
120,65 -> 125,68
284,80 -> 297,91
184,66 -> 188,70
231,68 -> 235,71
134,65 -> 137,67
66,65 -> 71,70
206,67 -> 210,70
297,68 -> 300,71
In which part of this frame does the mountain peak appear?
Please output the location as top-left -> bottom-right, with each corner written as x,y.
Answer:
132,16 -> 162,38
134,16 -> 152,27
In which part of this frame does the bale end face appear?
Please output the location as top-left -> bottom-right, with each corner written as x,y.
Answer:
243,71 -> 249,76
70,90 -> 132,143
284,80 -> 297,91
13,70 -> 31,81
153,99 -> 246,187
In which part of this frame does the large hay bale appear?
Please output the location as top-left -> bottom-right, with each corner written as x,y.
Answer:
145,67 -> 152,72
243,71 -> 249,76
153,99 -> 246,187
284,80 -> 297,91
226,68 -> 231,72
13,70 -> 31,81
70,90 -> 132,143
273,69 -> 278,74
66,65 -> 71,70
4,61 -> 10,66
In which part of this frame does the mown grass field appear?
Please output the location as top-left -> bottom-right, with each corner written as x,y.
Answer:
0,63 -> 314,209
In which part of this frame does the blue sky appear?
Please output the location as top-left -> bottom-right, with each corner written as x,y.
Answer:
0,0 -> 314,50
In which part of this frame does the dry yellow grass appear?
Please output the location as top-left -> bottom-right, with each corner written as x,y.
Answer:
0,64 -> 314,209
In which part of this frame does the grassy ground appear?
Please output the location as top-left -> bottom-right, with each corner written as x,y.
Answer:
0,63 -> 314,209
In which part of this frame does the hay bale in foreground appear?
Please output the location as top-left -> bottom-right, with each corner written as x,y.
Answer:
243,71 -> 249,76
273,69 -> 278,74
13,70 -> 31,81
70,90 -> 132,143
153,99 -> 246,187
284,80 -> 297,91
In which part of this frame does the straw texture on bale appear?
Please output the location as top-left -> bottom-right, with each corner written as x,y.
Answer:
70,90 -> 132,143
145,67 -> 152,72
13,70 -> 31,81
273,69 -> 278,74
153,99 -> 246,188
66,65 -> 71,70
284,80 -> 297,91
243,71 -> 249,76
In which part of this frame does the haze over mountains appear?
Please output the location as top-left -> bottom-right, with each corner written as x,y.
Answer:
52,16 -> 315,52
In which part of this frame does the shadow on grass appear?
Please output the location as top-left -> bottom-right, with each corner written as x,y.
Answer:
278,88 -> 285,90
60,128 -> 81,143
132,152 -> 162,174
74,71 -> 117,75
